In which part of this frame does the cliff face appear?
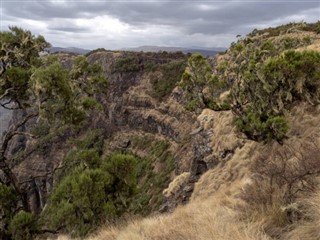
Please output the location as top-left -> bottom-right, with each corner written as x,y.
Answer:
9,50 -> 220,215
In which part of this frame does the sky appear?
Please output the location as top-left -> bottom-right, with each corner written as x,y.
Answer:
1,0 -> 319,50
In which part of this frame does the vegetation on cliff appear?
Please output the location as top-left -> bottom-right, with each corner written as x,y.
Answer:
0,21 -> 319,240
0,27 -> 107,239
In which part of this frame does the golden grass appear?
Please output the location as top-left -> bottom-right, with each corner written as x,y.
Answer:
89,195 -> 270,240
283,190 -> 320,240
163,172 -> 190,197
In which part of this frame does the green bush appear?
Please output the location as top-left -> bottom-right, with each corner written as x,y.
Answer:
185,99 -> 197,111
73,129 -> 104,153
43,169 -> 115,237
44,153 -> 139,237
231,38 -> 320,141
0,185 -> 17,219
9,211 -> 38,240
236,113 -> 288,142
103,153 -> 138,212
111,57 -> 140,73
126,138 -> 175,214
151,60 -> 186,99
180,54 -> 229,111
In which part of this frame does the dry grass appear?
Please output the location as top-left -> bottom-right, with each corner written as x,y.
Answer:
163,172 -> 190,197
197,109 -> 242,154
283,190 -> 320,240
89,195 -> 270,240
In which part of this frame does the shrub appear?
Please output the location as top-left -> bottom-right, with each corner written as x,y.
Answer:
111,57 -> 140,73
73,129 -> 104,153
9,211 -> 38,240
43,169 -> 115,237
151,60 -> 186,99
232,50 -> 320,141
0,185 -> 17,219
180,54 -> 229,111
102,153 -> 139,212
236,113 -> 288,142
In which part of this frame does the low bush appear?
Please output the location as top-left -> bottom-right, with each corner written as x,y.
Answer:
151,60 -> 186,99
9,211 -> 38,240
233,50 -> 320,141
111,57 -> 140,73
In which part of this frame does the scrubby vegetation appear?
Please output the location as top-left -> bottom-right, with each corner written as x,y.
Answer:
111,56 -> 141,73
249,21 -> 320,37
229,38 -> 320,141
128,136 -> 175,214
150,60 -> 186,99
42,130 -> 139,237
1,22 -> 320,240
180,53 -> 229,111
180,22 -> 320,142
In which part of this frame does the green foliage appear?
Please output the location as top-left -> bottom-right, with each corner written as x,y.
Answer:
73,129 -> 104,152
9,211 -> 38,240
0,185 -> 17,220
0,27 -> 108,238
111,57 -> 141,73
180,53 -> 212,90
151,140 -> 170,158
248,21 -> 320,37
43,169 -> 115,237
127,136 -> 175,214
103,153 -> 138,212
0,26 -> 50,104
180,53 -> 229,111
44,149 -> 139,237
236,113 -> 288,142
151,60 -> 186,99
81,96 -> 102,111
185,99 -> 197,111
70,56 -> 109,95
29,55 -> 107,126
180,53 -> 212,110
225,24 -> 320,141
231,41 -> 320,141
57,129 -> 104,181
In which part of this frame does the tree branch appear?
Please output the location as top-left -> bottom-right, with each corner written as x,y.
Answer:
0,112 -> 38,211
12,131 -> 36,139
0,88 -> 14,101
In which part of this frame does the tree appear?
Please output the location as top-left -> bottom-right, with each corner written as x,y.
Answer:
0,27 -> 107,237
42,153 -> 139,237
180,53 -> 212,110
179,53 -> 229,111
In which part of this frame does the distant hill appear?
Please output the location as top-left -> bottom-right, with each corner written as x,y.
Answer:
47,46 -> 226,56
121,45 -> 226,56
47,47 -> 91,55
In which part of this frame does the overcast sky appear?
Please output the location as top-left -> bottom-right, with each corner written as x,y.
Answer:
1,0 -> 319,50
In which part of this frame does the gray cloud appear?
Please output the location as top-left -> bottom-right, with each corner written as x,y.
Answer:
2,0 -> 319,49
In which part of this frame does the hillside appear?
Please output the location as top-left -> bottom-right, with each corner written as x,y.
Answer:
0,22 -> 319,240
84,22 -> 320,240
120,46 -> 225,57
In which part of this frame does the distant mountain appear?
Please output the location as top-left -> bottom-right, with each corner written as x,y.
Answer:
46,46 -> 226,56
121,45 -> 226,57
47,47 -> 91,55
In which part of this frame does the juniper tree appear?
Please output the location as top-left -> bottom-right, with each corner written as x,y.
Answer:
0,27 -> 107,237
